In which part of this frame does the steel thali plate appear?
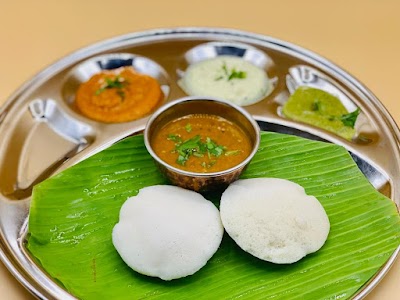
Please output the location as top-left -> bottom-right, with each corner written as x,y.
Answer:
0,28 -> 399,299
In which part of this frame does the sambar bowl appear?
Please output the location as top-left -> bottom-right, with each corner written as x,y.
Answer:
144,96 -> 260,192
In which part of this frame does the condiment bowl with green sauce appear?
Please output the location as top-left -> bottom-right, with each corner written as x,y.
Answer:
144,96 -> 260,192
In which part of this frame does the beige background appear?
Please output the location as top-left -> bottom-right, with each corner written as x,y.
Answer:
0,0 -> 399,299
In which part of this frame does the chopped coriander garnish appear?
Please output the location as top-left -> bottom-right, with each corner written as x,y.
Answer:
177,154 -> 187,166
228,69 -> 247,81
193,152 -> 204,158
174,135 -> 201,165
167,134 -> 235,166
167,134 -> 182,143
206,137 -> 225,156
225,150 -> 242,156
215,62 -> 247,81
222,63 -> 229,76
326,108 -> 360,128
311,100 -> 321,112
339,108 -> 360,128
201,161 -> 216,169
95,76 -> 127,100
328,116 -> 335,121
176,135 -> 201,153
185,123 -> 192,133
116,90 -> 125,101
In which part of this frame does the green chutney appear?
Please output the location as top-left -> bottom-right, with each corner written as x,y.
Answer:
283,87 -> 357,140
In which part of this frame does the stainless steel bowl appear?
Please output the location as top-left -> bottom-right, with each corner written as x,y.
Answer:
144,96 -> 260,192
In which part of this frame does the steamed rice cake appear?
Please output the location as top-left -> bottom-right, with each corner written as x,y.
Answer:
112,185 -> 224,280
220,178 -> 330,264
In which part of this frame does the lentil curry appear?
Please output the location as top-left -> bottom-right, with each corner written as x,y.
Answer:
151,114 -> 252,173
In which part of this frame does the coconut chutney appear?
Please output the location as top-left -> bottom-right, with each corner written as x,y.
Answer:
179,56 -> 271,106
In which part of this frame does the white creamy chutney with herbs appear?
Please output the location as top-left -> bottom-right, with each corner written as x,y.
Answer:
179,55 -> 271,106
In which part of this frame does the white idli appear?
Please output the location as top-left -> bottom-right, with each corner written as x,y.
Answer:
179,55 -> 271,106
220,178 -> 330,264
112,185 -> 224,280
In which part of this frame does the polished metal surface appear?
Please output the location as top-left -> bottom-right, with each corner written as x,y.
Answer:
0,27 -> 399,299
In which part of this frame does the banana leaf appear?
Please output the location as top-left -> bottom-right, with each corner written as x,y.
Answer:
27,132 -> 400,299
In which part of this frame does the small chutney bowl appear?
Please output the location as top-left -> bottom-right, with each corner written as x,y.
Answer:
144,96 -> 260,192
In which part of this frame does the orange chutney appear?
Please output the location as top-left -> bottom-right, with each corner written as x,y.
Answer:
75,66 -> 162,123
151,114 -> 252,173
